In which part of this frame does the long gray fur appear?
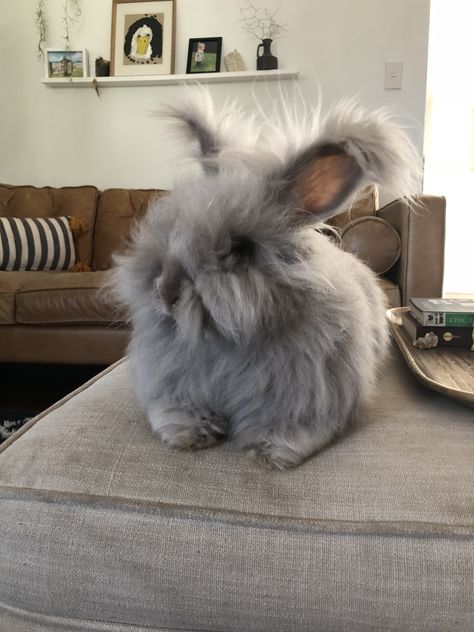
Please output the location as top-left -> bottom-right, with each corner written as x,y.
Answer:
112,89 -> 421,469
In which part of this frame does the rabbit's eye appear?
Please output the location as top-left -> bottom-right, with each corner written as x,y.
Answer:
230,236 -> 255,259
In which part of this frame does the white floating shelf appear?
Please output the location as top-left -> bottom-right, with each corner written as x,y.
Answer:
42,68 -> 299,88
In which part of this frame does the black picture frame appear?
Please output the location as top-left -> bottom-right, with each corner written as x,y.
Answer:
186,37 -> 222,74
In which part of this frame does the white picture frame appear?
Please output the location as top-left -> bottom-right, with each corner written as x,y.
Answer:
44,49 -> 89,79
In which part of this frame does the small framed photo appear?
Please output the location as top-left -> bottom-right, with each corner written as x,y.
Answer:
110,0 -> 176,76
45,49 -> 89,78
186,37 -> 222,74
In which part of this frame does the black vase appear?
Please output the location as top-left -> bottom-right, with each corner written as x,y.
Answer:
256,38 -> 278,70
95,57 -> 110,77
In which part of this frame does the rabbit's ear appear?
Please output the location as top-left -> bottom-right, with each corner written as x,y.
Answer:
164,89 -> 221,172
282,143 -> 363,222
276,102 -> 422,223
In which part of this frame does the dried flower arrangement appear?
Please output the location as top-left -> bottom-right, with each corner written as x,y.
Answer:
238,1 -> 287,41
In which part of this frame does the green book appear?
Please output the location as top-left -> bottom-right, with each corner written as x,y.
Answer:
409,298 -> 474,327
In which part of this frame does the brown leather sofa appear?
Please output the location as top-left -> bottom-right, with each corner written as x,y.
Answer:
0,185 -> 166,364
0,184 -> 445,365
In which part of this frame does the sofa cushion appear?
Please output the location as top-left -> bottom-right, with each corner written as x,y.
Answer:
0,271 -> 120,325
0,325 -> 129,364
0,185 -> 99,266
0,352 -> 472,631
93,188 -> 167,270
341,216 -> 401,275
0,287 -> 15,323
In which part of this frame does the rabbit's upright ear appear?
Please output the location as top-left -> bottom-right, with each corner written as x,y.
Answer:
277,103 -> 422,224
282,143 -> 363,222
164,88 -> 221,172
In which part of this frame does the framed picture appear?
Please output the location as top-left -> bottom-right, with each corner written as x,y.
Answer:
45,49 -> 89,78
186,37 -> 222,74
110,0 -> 176,76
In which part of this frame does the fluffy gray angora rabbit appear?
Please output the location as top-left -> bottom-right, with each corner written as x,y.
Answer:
113,90 -> 420,469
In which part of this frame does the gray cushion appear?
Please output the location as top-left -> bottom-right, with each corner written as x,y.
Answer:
340,216 -> 401,275
0,351 -> 473,631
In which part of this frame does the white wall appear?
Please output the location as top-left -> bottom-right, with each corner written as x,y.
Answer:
423,0 -> 474,295
0,0 -> 430,192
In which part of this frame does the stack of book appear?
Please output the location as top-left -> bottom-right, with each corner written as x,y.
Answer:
402,298 -> 474,349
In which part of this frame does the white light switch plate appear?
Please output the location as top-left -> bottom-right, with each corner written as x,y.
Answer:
385,61 -> 403,90
470,109 -> 474,171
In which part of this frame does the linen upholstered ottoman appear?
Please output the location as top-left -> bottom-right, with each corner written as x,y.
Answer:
0,350 -> 473,632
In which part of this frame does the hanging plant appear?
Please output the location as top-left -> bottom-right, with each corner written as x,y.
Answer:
62,0 -> 82,50
34,0 -> 47,59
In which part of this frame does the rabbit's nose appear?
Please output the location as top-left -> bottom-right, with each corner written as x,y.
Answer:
155,259 -> 185,310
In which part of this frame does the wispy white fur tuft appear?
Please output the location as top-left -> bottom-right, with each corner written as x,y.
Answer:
166,87 -> 423,202
320,100 -> 423,201
163,85 -> 258,166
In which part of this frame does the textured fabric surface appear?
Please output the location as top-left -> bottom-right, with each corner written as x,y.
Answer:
0,186 -> 98,266
0,603 -> 183,632
0,271 -> 118,324
1,350 -> 472,525
0,349 -> 473,630
2,493 -> 472,632
0,217 -> 76,271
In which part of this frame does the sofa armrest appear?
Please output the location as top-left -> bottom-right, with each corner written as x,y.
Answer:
377,195 -> 446,305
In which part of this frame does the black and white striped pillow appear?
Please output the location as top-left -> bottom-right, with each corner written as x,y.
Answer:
0,217 -> 77,271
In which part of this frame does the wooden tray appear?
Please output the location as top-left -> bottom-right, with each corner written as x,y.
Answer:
386,307 -> 474,409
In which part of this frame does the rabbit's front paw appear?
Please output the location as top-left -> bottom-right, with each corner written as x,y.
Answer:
248,441 -> 305,470
152,409 -> 228,450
